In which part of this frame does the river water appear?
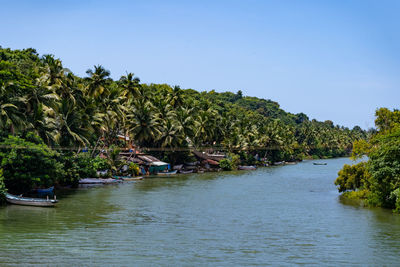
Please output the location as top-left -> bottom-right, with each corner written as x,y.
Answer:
1,157 -> 400,266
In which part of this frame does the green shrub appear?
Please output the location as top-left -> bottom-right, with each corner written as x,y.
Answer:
334,162 -> 370,193
228,153 -> 240,169
312,155 -> 319,160
390,188 -> 400,213
0,169 -> 6,204
59,154 -> 80,186
129,162 -> 140,176
61,153 -> 111,182
107,145 -> 123,174
75,153 -> 97,178
219,159 -> 233,171
92,156 -> 110,171
239,152 -> 256,165
0,134 -> 64,193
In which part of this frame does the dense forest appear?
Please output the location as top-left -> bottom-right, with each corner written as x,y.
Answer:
335,108 -> 400,212
0,47 -> 367,197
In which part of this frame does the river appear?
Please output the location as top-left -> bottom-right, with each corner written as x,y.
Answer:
1,157 -> 400,266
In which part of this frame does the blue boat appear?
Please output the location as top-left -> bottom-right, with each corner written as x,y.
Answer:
35,186 -> 54,197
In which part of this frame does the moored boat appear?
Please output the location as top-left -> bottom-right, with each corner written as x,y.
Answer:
123,177 -> 144,181
179,169 -> 194,174
35,186 -> 54,197
313,163 -> 327,165
5,193 -> 58,207
79,178 -> 120,184
238,165 -> 257,170
156,170 -> 178,176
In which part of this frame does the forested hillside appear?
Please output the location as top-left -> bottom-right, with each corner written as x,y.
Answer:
0,47 -> 366,155
0,46 -> 368,193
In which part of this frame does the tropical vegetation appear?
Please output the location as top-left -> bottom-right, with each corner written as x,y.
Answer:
0,46 -> 367,195
335,108 -> 400,212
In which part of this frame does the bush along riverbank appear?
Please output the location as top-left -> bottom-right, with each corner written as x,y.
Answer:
0,169 -> 6,205
335,108 -> 400,212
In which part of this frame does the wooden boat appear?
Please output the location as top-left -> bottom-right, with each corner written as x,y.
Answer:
313,163 -> 327,165
156,170 -> 178,175
113,175 -> 131,180
123,177 -> 144,181
179,169 -> 194,174
238,165 -> 257,170
79,178 -> 120,184
192,150 -> 225,162
113,175 -> 144,181
6,193 -> 58,207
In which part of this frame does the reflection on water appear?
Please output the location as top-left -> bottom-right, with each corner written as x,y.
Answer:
1,158 -> 400,266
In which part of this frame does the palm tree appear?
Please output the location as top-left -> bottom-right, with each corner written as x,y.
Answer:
128,99 -> 161,147
158,117 -> 184,148
54,99 -> 90,148
99,85 -> 127,146
40,54 -> 67,88
168,85 -> 184,108
176,107 -> 196,141
85,65 -> 111,98
119,72 -> 141,100
27,103 -> 57,145
0,82 -> 27,134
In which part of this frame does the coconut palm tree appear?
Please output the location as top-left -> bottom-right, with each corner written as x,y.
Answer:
54,99 -> 90,148
168,85 -> 184,108
119,72 -> 141,100
27,103 -> 57,145
128,99 -> 161,147
0,82 -> 27,134
85,65 -> 111,98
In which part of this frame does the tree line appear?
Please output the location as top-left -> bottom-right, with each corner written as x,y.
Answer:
0,46 -> 367,196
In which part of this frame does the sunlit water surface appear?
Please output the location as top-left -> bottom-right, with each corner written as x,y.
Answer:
1,158 -> 400,266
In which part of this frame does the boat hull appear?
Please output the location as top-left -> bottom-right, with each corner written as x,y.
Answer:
6,193 -> 57,207
179,170 -> 194,174
156,170 -> 178,175
238,166 -> 257,170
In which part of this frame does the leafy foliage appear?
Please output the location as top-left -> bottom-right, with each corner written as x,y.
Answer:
0,169 -> 6,204
336,108 -> 400,212
335,162 -> 370,193
367,125 -> 400,208
0,46 -> 368,193
129,162 -> 140,176
0,133 -> 64,193
219,159 -> 233,171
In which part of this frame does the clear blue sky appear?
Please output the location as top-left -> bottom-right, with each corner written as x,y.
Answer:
1,0 -> 399,129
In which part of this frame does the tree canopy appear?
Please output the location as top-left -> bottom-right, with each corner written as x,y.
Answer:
0,46 -> 369,193
335,108 -> 400,212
